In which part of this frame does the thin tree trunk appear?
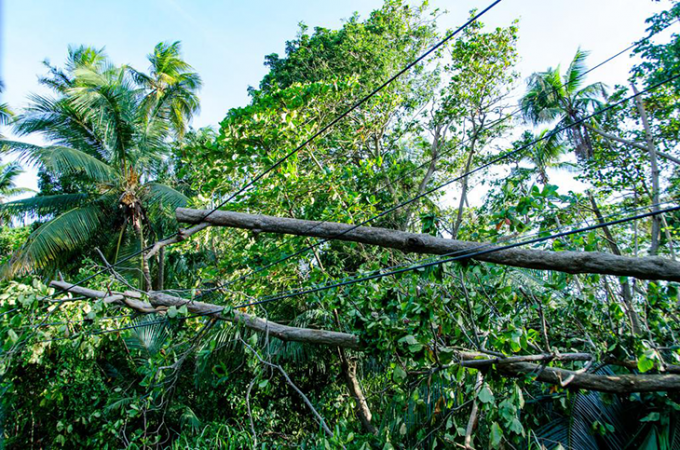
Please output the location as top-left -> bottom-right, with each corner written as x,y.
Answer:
588,192 -> 643,334
584,124 -> 680,166
154,246 -> 165,291
453,136 -> 478,239
333,310 -> 377,435
632,84 -> 661,256
132,215 -> 152,291
403,125 -> 443,231
464,371 -> 483,449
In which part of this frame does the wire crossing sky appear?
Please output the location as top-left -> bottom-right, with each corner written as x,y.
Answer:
0,0 -> 673,192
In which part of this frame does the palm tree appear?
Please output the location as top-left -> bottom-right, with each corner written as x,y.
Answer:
0,162 -> 30,200
127,41 -> 202,139
515,129 -> 573,184
0,162 -> 32,226
0,43 -> 201,287
520,49 -> 606,160
0,81 -> 14,138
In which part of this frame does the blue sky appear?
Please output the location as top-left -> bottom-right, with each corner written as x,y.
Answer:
0,0 -> 675,192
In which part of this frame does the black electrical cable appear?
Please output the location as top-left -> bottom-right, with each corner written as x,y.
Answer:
195,71 -> 680,298
38,0 -> 503,307
214,197 -> 679,303
231,204 -> 680,309
195,0 -> 504,224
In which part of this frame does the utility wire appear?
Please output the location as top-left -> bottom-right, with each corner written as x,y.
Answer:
225,37 -> 659,279
38,0 -> 502,307
194,70 -> 680,299
16,199 -> 676,349
225,197 -> 680,303
231,204 -> 680,310
194,0 -> 503,224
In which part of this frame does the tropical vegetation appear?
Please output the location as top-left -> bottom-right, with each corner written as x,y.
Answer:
0,1 -> 679,449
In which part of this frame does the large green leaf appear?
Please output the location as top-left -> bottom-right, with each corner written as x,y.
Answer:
6,205 -> 105,275
0,193 -> 91,217
0,139 -> 115,183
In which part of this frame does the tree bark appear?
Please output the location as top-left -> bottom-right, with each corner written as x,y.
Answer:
585,124 -> 680,166
155,246 -> 165,291
453,144 -> 476,239
333,310 -> 377,435
588,192 -> 643,334
176,208 -> 680,282
497,361 -> 680,393
632,84 -> 661,256
49,281 -> 361,349
47,280 -> 680,393
338,349 -> 377,435
131,214 -> 152,291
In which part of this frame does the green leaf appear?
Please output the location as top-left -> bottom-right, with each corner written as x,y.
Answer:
478,384 -> 495,404
7,329 -> 18,343
638,354 -> 655,373
490,422 -> 503,447
167,306 -> 178,319
640,412 -> 661,422
400,335 -> 418,345
393,366 -> 407,383
509,417 -> 524,435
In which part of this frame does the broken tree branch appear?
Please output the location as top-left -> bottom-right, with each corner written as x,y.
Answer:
49,281 -> 360,350
408,351 -> 680,393
176,208 -> 680,282
585,123 -> 680,166
144,223 -> 210,261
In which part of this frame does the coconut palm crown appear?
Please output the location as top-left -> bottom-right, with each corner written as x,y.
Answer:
0,43 -> 201,284
520,49 -> 607,160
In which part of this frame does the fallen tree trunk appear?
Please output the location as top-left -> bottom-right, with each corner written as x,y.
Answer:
49,281 -> 360,349
499,361 -> 680,393
48,281 -> 680,393
411,352 -> 680,393
176,208 -> 680,282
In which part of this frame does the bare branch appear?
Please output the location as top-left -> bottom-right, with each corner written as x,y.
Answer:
240,338 -> 334,438
144,223 -> 210,260
176,208 -> 680,282
49,281 -> 360,349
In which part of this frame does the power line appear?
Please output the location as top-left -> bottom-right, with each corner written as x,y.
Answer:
38,0 -> 503,309
194,0 -> 504,224
195,70 -> 680,298
209,41 -> 634,291
213,197 -> 678,303
230,203 -> 680,310
200,32 -> 668,283
24,199 -> 677,349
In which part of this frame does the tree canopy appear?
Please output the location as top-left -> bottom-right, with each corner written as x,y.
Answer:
1,1 -> 680,449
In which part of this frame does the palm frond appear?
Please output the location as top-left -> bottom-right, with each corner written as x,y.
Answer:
0,161 -> 24,193
564,48 -> 590,95
180,406 -> 202,433
142,182 -> 189,210
123,314 -> 169,357
0,193 -> 91,217
6,205 -> 105,275
15,93 -> 111,159
0,103 -> 13,127
521,70 -> 565,125
0,140 -> 116,183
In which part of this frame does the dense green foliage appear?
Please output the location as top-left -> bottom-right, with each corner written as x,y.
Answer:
1,1 -> 680,448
